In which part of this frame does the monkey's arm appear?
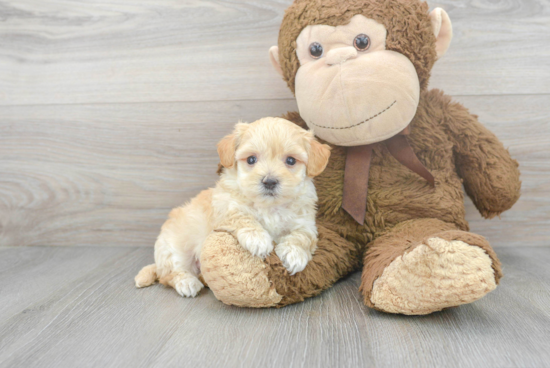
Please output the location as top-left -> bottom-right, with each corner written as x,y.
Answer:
439,92 -> 521,218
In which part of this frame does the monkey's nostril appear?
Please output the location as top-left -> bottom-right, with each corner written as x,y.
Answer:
262,177 -> 279,190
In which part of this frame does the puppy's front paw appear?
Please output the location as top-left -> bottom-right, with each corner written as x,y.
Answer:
237,228 -> 273,259
275,243 -> 312,275
175,276 -> 204,298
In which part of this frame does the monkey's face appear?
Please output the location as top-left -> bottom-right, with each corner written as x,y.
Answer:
293,15 -> 420,146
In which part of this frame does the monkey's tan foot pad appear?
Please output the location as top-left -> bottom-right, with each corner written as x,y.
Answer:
200,231 -> 282,308
370,237 -> 497,315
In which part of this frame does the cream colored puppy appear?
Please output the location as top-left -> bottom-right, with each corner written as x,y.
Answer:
135,117 -> 331,297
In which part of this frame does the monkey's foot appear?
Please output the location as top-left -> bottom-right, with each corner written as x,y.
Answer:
370,237 -> 497,315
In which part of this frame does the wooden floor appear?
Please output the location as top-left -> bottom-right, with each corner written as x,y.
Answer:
0,245 -> 549,368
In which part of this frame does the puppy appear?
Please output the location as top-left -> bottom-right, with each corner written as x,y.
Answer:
134,117 -> 331,297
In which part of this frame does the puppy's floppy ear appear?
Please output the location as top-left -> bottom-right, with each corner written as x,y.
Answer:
217,133 -> 236,168
217,122 -> 249,169
307,137 -> 331,177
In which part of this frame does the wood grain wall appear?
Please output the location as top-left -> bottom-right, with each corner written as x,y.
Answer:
1,0 -> 549,247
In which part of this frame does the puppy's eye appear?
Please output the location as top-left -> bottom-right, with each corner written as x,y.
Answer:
286,157 -> 297,166
309,42 -> 323,59
247,156 -> 257,165
354,34 -> 370,51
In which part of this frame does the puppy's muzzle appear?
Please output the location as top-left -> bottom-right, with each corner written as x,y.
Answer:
262,176 -> 279,191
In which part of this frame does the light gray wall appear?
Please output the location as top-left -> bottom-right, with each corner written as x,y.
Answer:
1,0 -> 548,247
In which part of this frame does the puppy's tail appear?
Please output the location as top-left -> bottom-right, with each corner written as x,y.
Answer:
135,264 -> 158,288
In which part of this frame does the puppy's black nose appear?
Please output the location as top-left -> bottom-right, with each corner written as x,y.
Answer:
262,177 -> 279,190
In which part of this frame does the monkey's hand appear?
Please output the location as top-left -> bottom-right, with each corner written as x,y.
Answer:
439,90 -> 521,218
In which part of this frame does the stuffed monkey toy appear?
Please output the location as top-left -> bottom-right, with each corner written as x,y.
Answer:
199,0 -> 521,315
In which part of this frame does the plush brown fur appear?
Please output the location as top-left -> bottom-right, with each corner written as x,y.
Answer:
200,0 -> 521,313
265,88 -> 517,308
265,219 -> 364,306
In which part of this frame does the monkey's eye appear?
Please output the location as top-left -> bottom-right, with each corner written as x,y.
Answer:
309,42 -> 323,59
286,157 -> 297,166
354,34 -> 370,51
247,156 -> 257,165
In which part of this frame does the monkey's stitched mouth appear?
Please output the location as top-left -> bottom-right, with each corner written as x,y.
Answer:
309,100 -> 397,130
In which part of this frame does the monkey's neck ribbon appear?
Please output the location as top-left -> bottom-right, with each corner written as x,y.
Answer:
341,126 -> 435,224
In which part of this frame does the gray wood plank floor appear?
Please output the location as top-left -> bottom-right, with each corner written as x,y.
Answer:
0,245 -> 549,368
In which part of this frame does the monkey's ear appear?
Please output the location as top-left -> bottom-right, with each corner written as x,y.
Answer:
429,8 -> 453,59
269,46 -> 284,77
307,139 -> 331,177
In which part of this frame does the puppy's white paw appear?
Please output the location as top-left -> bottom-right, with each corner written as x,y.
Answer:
175,276 -> 204,298
276,243 -> 312,275
237,227 -> 274,259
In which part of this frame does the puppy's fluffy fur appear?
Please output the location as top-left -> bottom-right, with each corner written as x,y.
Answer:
135,117 -> 331,297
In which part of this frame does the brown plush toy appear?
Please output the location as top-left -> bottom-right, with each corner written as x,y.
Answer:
199,0 -> 521,315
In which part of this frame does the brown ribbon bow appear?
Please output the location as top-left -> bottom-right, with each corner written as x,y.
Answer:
341,126 -> 435,224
